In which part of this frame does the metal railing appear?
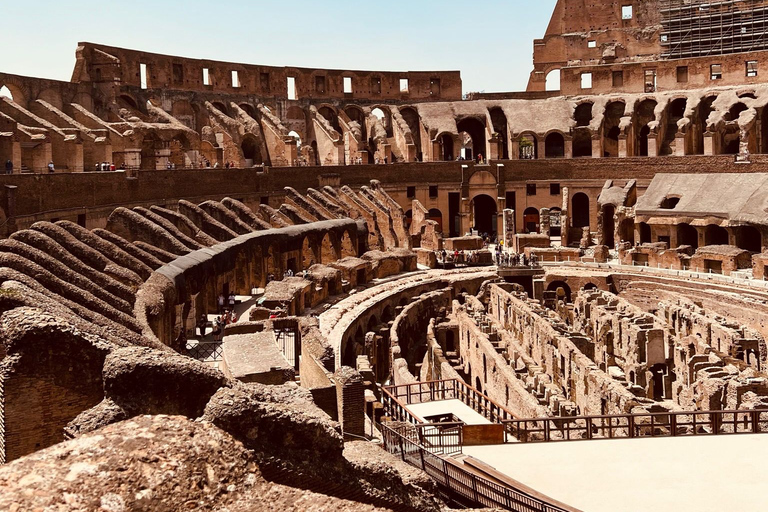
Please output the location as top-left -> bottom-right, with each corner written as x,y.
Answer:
184,340 -> 223,361
382,379 -> 518,424
504,408 -> 768,444
381,422 -> 576,512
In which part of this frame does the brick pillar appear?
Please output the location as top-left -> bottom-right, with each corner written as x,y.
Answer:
335,366 -> 365,438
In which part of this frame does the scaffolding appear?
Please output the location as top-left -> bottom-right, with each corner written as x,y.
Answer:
660,0 -> 768,59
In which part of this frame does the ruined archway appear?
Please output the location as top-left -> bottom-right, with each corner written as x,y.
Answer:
519,133 -> 538,159
321,232 -> 337,263
457,118 -> 486,162
545,69 -> 561,91
400,107 -> 422,161
639,222 -> 652,244
704,224 -> 729,246
438,133 -> 454,161
602,204 -> 615,247
677,223 -> 698,249
489,107 -> 509,159
572,192 -> 590,229
735,225 -> 761,252
694,96 -> 717,155
572,129 -> 592,157
523,207 -> 540,233
547,280 -> 572,303
602,101 -> 625,157
575,103 -> 593,127
660,98 -> 687,156
428,208 -> 443,233
634,99 -> 657,157
472,194 -> 497,236
241,135 -> 263,166
545,132 -> 565,158
341,230 -> 355,258
318,106 -> 341,133
620,219 -> 635,245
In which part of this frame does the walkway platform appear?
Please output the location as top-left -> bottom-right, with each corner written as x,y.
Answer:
408,399 -> 492,425
464,434 -> 768,512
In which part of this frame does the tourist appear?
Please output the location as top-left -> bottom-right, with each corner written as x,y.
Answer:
217,293 -> 225,313
109,162 -> 116,171
47,161 -> 55,173
5,159 -> 12,174
197,314 -> 208,337
225,162 -> 230,169
228,292 -> 236,309
212,316 -> 223,341
285,268 -> 294,277
213,161 -> 219,168
477,153 -> 484,164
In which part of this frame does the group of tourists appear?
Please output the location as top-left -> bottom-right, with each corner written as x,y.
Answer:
94,162 -> 121,172
196,309 -> 238,341
496,251 -> 537,267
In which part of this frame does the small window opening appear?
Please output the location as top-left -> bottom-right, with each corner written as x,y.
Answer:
203,68 -> 211,86
343,77 -> 353,94
400,78 -> 409,93
746,61 -> 758,78
612,71 -> 624,87
527,184 -> 537,196
581,72 -> 593,89
588,40 -> 597,48
429,185 -> 438,198
287,77 -> 297,100
711,64 -> 723,80
622,5 -> 633,19
140,63 -> 148,90
407,186 -> 416,198
231,70 -> 240,88
550,183 -> 561,195
677,66 -> 688,83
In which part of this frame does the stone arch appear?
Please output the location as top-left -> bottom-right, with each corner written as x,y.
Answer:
547,280 -> 572,303
639,222 -> 652,244
370,106 -> 393,138
704,224 -> 729,245
676,223 -> 698,249
572,129 -> 592,157
544,131 -> 565,158
572,192 -> 590,229
318,106 -> 341,133
400,106 -> 422,160
471,194 -> 498,235
320,231 -> 338,263
489,107 -> 509,159
302,236 -> 316,269
518,132 -> 538,159
238,103 -> 258,119
602,101 -> 625,157
0,81 -> 27,107
341,230 -> 356,258
241,134 -> 263,166
735,225 -> 762,252
344,105 -> 367,141
523,207 -> 540,233
428,208 -> 443,233
694,95 -> 717,155
211,101 -> 229,116
437,132 -> 455,161
545,69 -> 561,91
660,98 -> 687,156
574,102 -> 594,127
620,218 -> 635,245
457,117 -> 486,162
634,99 -> 657,157
266,244 -> 280,281
602,204 -> 615,247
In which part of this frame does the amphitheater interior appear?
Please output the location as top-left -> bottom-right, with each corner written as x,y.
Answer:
6,2 -> 768,511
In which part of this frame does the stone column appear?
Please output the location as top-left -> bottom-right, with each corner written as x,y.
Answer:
540,207 -> 551,236
503,209 -> 516,249
560,187 -> 570,247
618,136 -> 628,158
335,366 -> 366,438
591,136 -> 601,159
703,133 -> 715,156
564,137 -> 573,159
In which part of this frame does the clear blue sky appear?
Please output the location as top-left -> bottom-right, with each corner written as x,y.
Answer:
3,0 -> 557,93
